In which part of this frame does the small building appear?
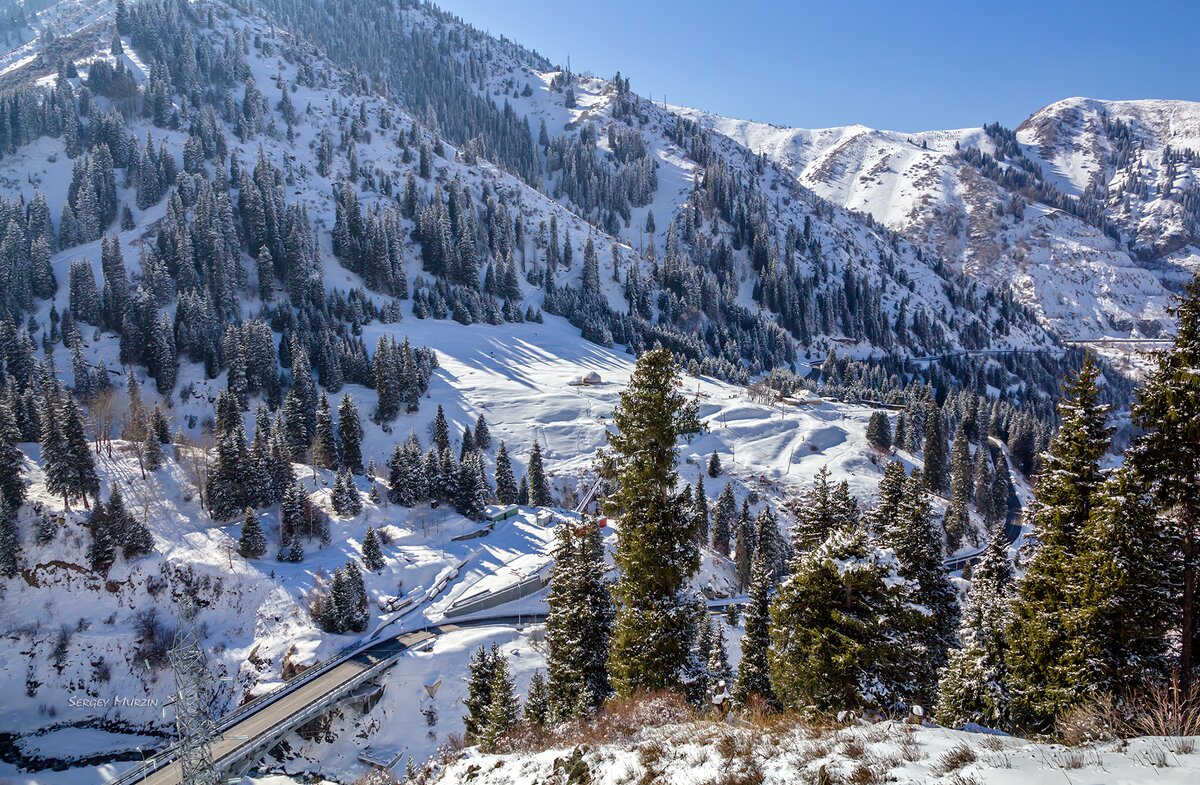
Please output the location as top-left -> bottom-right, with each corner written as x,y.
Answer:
535,511 -> 554,527
487,504 -> 520,524
568,370 -> 602,386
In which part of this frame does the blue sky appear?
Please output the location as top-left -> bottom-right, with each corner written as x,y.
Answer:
436,0 -> 1200,132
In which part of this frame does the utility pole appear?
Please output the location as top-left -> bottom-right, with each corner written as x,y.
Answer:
169,595 -> 220,785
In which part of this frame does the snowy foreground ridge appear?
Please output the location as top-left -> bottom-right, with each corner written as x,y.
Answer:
433,721 -> 1200,785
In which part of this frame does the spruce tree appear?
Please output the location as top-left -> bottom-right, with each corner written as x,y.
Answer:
733,551 -> 775,708
937,528 -> 1014,728
712,483 -> 735,556
769,524 -> 906,713
1006,358 -> 1112,729
0,400 -> 26,509
944,426 -> 973,550
1129,273 -> 1200,679
311,393 -> 339,469
473,414 -> 491,450
524,671 -> 549,726
527,440 -> 551,506
362,526 -> 384,571
604,348 -> 701,695
480,655 -> 517,752
923,404 -> 948,494
692,474 -> 709,545
0,502 -> 19,578
494,441 -> 518,504
883,469 -> 958,704
866,411 -> 892,451
337,394 -> 364,474
87,500 -> 115,572
1070,468 -> 1174,699
546,522 -> 613,720
463,644 -> 498,740
112,485 -> 153,560
791,465 -> 835,550
707,451 -> 722,477
239,508 -> 267,559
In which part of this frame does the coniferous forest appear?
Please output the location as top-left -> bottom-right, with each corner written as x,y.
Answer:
0,0 -> 1197,781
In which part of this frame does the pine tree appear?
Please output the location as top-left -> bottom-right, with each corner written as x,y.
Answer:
1006,358 -> 1113,729
207,391 -> 251,521
707,451 -> 722,477
712,484 -> 735,556
311,393 -> 339,469
1129,273 -> 1200,679
733,551 -> 776,708
0,401 -> 26,509
480,655 -> 517,752
463,645 -> 498,740
923,404 -> 948,494
866,411 -> 892,451
87,500 -> 115,572
944,426 -> 973,550
692,475 -> 710,545
517,475 -> 530,505
0,502 -> 19,578
524,671 -> 549,726
791,466 -> 835,550
708,622 -> 733,693
882,469 -> 958,705
453,452 -> 487,521
604,348 -> 702,695
546,522 -> 613,720
337,394 -> 364,474
431,405 -> 451,453
494,441 -> 518,504
1069,468 -> 1174,701
867,460 -> 907,536
769,524 -> 906,713
42,385 -> 98,510
112,485 -> 153,560
473,414 -> 491,451
362,526 -> 384,571
527,440 -> 551,506
937,528 -> 1014,728
239,508 -> 267,559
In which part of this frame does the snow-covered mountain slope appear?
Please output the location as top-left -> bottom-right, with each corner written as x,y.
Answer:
0,0 -> 1109,779
676,99 -> 1200,340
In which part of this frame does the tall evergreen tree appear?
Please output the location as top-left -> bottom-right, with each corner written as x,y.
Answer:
362,525 -> 384,571
311,393 -> 339,469
603,348 -> 701,695
546,522 -> 613,720
0,502 -> 19,578
1006,358 -> 1113,729
944,426 -> 973,550
527,440 -> 551,506
733,551 -> 776,707
937,528 -> 1014,728
337,394 -> 364,474
480,655 -> 517,753
463,644 -> 498,740
924,404 -> 948,494
711,483 -> 735,556
494,441 -> 518,504
883,469 -> 958,704
1129,273 -> 1200,680
239,507 -> 267,559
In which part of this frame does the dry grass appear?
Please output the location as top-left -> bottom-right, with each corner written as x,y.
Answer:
1058,674 -> 1200,746
932,743 -> 977,775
